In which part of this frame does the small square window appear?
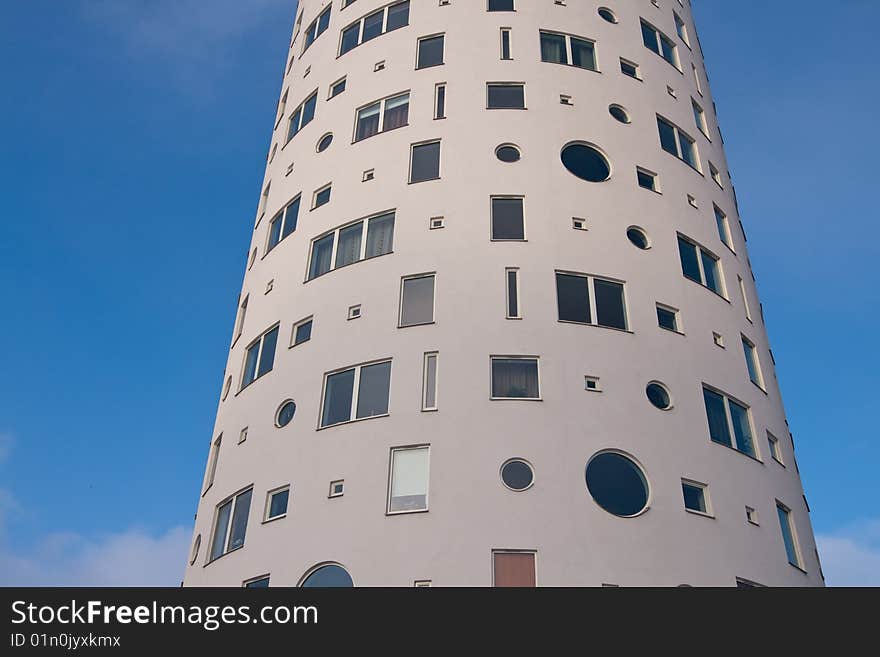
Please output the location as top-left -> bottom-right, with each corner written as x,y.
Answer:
238,427 -> 248,444
620,59 -> 640,79
637,167 -> 659,192
265,486 -> 290,521
682,480 -> 711,516
414,580 -> 432,587
363,169 -> 375,182
656,304 -> 680,333
430,216 -> 445,230
329,480 -> 345,498
292,317 -> 313,346
713,332 -> 725,348
560,94 -> 573,105
348,305 -> 362,320
584,376 -> 601,392
746,506 -> 759,525
312,184 -> 332,209
329,77 -> 346,99
374,60 -> 386,72
687,194 -> 698,208
572,218 -> 588,231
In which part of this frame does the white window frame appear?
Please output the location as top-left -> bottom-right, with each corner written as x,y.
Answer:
486,82 -> 526,110
641,19 -> 680,69
714,204 -> 734,252
318,358 -> 393,429
703,384 -> 759,460
408,139 -> 442,184
539,30 -> 598,72
692,63 -> 703,95
768,431 -> 784,466
692,98 -> 709,138
422,352 -> 439,411
554,270 -> 629,331
416,33 -> 445,69
202,434 -> 222,495
741,334 -> 765,390
329,480 -> 345,498
738,275 -> 753,321
329,76 -> 347,100
266,194 -> 301,254
291,316 -> 314,347
264,485 -> 290,522
302,4 -> 332,54
399,272 -> 436,327
656,303 -> 681,333
311,183 -> 332,210
386,444 -> 431,515
353,91 -> 410,142
490,355 -> 542,401
678,234 -> 727,298
776,500 -> 804,569
306,210 -> 395,281
232,294 -> 249,346
505,267 -> 521,319
620,58 -> 641,80
673,11 -> 690,47
681,479 -> 712,517
208,486 -> 253,563
490,195 -> 526,241
286,90 -> 318,144
338,1 -> 410,56
658,114 -> 701,172
240,324 -> 280,390
434,83 -> 446,119
500,27 -> 512,60
636,166 -> 660,193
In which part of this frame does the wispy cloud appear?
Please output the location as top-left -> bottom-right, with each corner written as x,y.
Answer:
816,520 -> 880,586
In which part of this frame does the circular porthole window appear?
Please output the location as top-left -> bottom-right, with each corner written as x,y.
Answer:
496,144 -> 521,163
627,226 -> 650,250
300,563 -> 353,587
586,451 -> 649,517
561,142 -> 611,183
646,382 -> 672,410
222,376 -> 232,401
609,104 -> 630,124
501,459 -> 534,491
276,400 -> 297,427
598,7 -> 618,24
317,133 -> 333,152
190,534 -> 201,565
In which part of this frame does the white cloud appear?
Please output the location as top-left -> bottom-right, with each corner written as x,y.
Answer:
0,523 -> 191,587
816,520 -> 880,586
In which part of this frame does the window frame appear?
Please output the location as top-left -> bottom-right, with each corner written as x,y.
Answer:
265,194 -> 302,255
677,234 -> 726,298
554,270 -> 629,332
741,334 -> 765,390
489,356 -> 541,401
386,444 -> 431,515
208,486 -> 253,563
640,19 -> 680,69
702,384 -> 760,460
399,272 -> 437,327
305,210 -> 395,281
286,90 -> 319,144
408,139 -> 442,183
490,195 -> 525,241
768,431 -> 785,466
776,501 -> 804,570
538,30 -> 598,72
239,324 -> 280,391
422,352 -> 439,411
338,0 -> 411,57
353,91 -> 410,142
486,82 -> 526,110
264,485 -> 290,522
302,4 -> 332,54
291,316 -> 313,347
505,267 -> 521,319
318,358 -> 393,429
681,479 -> 712,517
657,115 -> 701,172
416,33 -> 445,70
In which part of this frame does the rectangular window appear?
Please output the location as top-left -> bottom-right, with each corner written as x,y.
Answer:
500,28 -> 512,60
210,488 -> 253,561
692,98 -> 708,137
692,63 -> 703,95
320,360 -> 392,428
422,352 -> 438,411
303,5 -> 332,52
434,83 -> 446,119
742,335 -> 764,389
329,76 -> 347,99
702,386 -> 757,458
292,317 -> 313,346
714,205 -> 732,251
339,1 -> 410,56
241,325 -> 279,389
493,551 -> 536,587
244,576 -> 270,588
487,83 -> 525,109
400,274 -> 436,327
265,486 -> 290,521
738,275 -> 753,321
657,115 -> 699,170
287,91 -> 318,143
488,0 -> 515,11
656,304 -> 679,332
387,446 -> 430,513
641,19 -> 679,68
276,91 -> 288,127
768,432 -> 784,465
203,435 -> 222,494
307,212 -> 395,280
674,11 -> 690,47
233,295 -> 249,344
620,58 -> 640,79
491,196 -> 524,240
491,357 -> 540,400
637,167 -> 659,192
312,184 -> 332,209
776,502 -> 803,568
355,92 -> 409,141
677,235 -> 724,296
555,272 -> 627,330
329,480 -> 345,498
506,268 -> 520,319
682,480 -> 709,515
409,140 -> 441,183
539,31 -> 597,71
416,34 -> 445,69
267,195 -> 301,253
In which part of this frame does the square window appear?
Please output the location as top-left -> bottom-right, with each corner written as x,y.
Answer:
292,318 -> 313,346
656,304 -> 680,332
312,184 -> 331,209
491,197 -> 524,240
417,34 -> 445,69
491,357 -> 539,399
430,216 -> 445,229
265,486 -> 290,521
584,376 -> 601,392
320,360 -> 392,428
329,480 -> 345,498
682,481 -> 710,515
572,218 -> 588,230
347,304 -> 362,320
620,59 -> 640,79
493,551 -> 536,587
637,168 -> 659,192
329,77 -> 346,99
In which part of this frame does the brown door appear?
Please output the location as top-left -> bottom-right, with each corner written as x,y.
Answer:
493,552 -> 536,587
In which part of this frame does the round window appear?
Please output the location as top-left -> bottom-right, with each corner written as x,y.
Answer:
276,400 -> 297,427
627,227 -> 650,250
561,143 -> 611,182
496,144 -> 521,163
501,459 -> 534,491
190,534 -> 201,565
586,452 -> 649,517
646,382 -> 672,410
301,564 -> 353,587
317,133 -> 333,152
598,8 -> 618,24
609,104 -> 630,124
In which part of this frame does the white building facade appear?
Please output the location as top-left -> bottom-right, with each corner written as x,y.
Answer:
184,0 -> 823,587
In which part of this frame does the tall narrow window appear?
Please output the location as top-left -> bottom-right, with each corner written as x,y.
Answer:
267,196 -> 301,253
702,386 -> 756,458
233,295 -> 249,344
203,435 -> 222,494
307,212 -> 395,280
409,140 -> 441,183
491,197 -> 524,240
355,92 -> 409,141
658,116 -> 699,170
742,335 -> 764,389
493,552 -> 536,587
506,268 -> 520,319
641,19 -> 679,68
491,357 -> 539,400
387,446 -> 430,513
677,235 -> 724,296
487,83 -> 525,109
714,205 -> 732,251
555,272 -> 627,330
692,98 -> 708,137
416,34 -> 445,69
210,488 -> 253,561
776,502 -> 803,568
320,360 -> 392,428
434,83 -> 446,119
287,91 -> 318,143
422,352 -> 438,411
768,432 -> 784,465
738,275 -> 753,321
500,28 -> 512,60
692,63 -> 703,95
241,325 -> 279,389
673,12 -> 690,46
400,274 -> 436,327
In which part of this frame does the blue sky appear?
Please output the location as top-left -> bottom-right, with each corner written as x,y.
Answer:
0,0 -> 877,585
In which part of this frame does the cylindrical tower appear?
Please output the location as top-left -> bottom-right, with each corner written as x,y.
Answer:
184,0 -> 822,587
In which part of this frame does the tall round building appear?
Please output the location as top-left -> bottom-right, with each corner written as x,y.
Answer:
184,0 -> 823,587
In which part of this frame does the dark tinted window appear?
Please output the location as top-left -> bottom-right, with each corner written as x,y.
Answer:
317,133 -> 333,152
678,237 -> 701,282
658,117 -> 678,155
269,489 -> 289,517
501,460 -> 534,491
294,320 -> 312,345
496,145 -> 521,162
321,368 -> 355,427
488,84 -> 525,109
491,197 -> 524,240
610,105 -> 630,123
417,35 -> 444,69
703,387 -> 732,448
540,32 -> 567,64
488,0 -> 514,10
491,359 -> 539,399
682,484 -> 706,512
586,452 -> 649,517
657,307 -> 677,331
245,577 -> 270,588
620,60 -> 638,78
646,383 -> 671,409
637,170 -> 655,190
599,8 -> 617,23
410,141 -> 441,183
257,327 -> 278,378
301,564 -> 353,587
386,1 -> 410,31
561,143 -> 611,182
356,361 -> 391,418
627,227 -> 649,249
277,401 -> 296,427
594,279 -> 626,329
556,273 -> 590,323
